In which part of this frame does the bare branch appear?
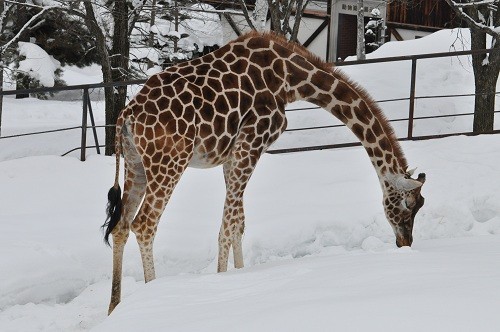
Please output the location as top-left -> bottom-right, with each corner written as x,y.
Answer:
236,0 -> 256,30
4,0 -> 46,9
0,5 -> 59,54
448,0 -> 498,8
444,0 -> 500,38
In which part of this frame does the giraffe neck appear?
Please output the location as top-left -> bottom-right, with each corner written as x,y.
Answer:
286,63 -> 408,180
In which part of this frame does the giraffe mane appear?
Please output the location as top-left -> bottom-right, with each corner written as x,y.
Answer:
233,30 -> 334,73
233,30 -> 408,172
333,69 -> 409,171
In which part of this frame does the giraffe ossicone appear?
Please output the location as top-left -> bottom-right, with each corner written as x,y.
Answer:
102,31 -> 426,314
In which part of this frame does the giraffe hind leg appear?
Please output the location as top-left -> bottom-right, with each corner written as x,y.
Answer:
130,135 -> 194,283
108,125 -> 147,314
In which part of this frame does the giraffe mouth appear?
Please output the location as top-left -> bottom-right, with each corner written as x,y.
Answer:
396,234 -> 413,247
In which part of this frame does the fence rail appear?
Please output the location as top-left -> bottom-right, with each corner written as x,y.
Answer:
1,47 -> 499,160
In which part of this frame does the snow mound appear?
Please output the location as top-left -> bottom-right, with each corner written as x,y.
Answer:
17,42 -> 61,87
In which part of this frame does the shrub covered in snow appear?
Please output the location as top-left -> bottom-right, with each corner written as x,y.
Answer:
15,41 -> 65,98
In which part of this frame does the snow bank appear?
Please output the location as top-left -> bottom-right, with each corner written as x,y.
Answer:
0,135 -> 499,331
17,42 -> 61,87
94,236 -> 500,332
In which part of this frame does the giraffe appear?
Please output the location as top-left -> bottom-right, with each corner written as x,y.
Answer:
103,31 -> 426,314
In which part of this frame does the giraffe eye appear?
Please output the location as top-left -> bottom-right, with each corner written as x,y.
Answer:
401,196 -> 416,211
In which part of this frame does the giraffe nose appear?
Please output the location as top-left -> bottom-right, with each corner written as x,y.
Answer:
396,235 -> 413,247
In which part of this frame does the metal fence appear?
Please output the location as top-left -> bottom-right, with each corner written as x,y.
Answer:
1,48 -> 499,161
269,47 -> 500,153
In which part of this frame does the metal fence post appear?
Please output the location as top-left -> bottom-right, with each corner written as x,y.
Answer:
407,58 -> 417,139
86,91 -> 101,154
81,88 -> 89,161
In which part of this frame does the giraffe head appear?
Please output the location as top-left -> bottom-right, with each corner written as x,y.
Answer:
382,171 -> 426,247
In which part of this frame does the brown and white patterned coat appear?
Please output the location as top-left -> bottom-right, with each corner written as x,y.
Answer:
103,31 -> 426,314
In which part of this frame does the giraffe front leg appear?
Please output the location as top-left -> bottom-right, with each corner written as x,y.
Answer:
217,221 -> 231,273
216,108 -> 285,273
218,146 -> 261,272
232,211 -> 245,269
217,199 -> 245,272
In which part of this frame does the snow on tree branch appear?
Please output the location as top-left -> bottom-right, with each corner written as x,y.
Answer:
236,0 -> 257,30
0,5 -> 59,55
447,0 -> 498,8
445,0 -> 500,38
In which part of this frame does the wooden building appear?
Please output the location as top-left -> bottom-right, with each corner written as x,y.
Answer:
386,0 -> 462,41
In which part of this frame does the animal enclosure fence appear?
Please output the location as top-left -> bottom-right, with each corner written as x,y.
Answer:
0,48 -> 499,161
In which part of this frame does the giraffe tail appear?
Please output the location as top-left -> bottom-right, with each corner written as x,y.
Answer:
102,110 -> 126,246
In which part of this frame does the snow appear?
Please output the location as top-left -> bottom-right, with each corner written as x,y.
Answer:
31,0 -> 62,6
371,8 -> 381,17
483,54 -> 490,66
17,41 -> 61,87
94,236 -> 500,332
1,29 -> 500,331
180,4 -> 224,49
60,64 -> 102,86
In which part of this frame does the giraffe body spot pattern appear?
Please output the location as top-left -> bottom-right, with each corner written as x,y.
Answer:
103,31 -> 426,314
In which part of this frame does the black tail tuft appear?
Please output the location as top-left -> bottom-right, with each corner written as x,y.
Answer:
102,185 -> 122,246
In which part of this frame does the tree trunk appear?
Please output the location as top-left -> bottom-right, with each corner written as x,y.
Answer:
472,73 -> 497,132
290,0 -> 307,43
147,0 -> 157,69
469,26 -> 500,133
444,0 -> 500,133
83,2 -> 114,156
0,67 -> 3,137
106,0 -> 130,156
0,1 -> 5,135
15,0 -> 29,99
267,0 -> 283,35
253,0 -> 269,31
356,0 -> 365,60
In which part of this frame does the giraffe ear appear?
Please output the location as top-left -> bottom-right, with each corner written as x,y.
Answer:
399,178 -> 423,191
390,175 -> 423,191
406,167 -> 417,176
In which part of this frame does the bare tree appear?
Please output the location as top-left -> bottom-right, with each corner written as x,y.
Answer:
357,0 -> 366,60
0,0 -> 5,137
253,0 -> 269,31
444,0 -> 500,132
76,0 -> 147,155
268,0 -> 310,42
237,0 -> 310,42
0,1 -> 148,153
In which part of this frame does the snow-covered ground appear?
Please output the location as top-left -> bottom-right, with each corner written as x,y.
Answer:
1,29 -> 499,331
